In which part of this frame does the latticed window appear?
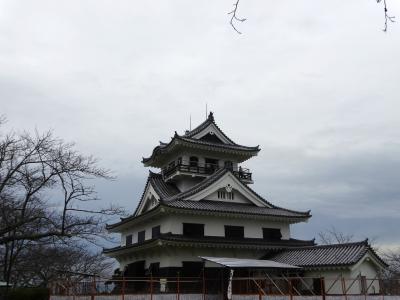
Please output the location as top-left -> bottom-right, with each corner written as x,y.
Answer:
225,225 -> 244,239
189,156 -> 199,167
126,234 -> 133,246
138,230 -> 145,243
263,228 -> 282,240
152,225 -> 161,238
183,223 -> 204,237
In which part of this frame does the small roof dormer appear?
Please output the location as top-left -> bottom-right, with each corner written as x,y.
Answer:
142,112 -> 260,168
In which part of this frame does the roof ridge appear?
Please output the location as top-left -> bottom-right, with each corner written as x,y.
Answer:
286,240 -> 370,251
184,112 -> 238,146
228,171 -> 311,216
142,135 -> 259,165
163,169 -> 310,218
178,136 -> 260,150
184,112 -> 214,138
132,172 -> 154,216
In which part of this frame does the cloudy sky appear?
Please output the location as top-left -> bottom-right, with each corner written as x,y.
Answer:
1,0 -> 400,250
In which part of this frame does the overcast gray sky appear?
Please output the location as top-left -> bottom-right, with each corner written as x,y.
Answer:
1,0 -> 400,250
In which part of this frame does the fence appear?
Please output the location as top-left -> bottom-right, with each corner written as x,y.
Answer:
49,276 -> 400,300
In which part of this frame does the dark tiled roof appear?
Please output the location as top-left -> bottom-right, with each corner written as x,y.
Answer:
142,135 -> 260,165
184,112 -> 236,145
165,200 -> 310,219
268,240 -> 388,269
163,234 -> 315,248
109,169 -> 311,230
164,168 -> 229,201
157,168 -> 310,219
178,136 -> 260,151
142,112 -> 260,165
131,171 -> 180,216
149,172 -> 181,199
103,233 -> 315,254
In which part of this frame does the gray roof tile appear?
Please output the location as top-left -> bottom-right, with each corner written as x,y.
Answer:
268,240 -> 387,268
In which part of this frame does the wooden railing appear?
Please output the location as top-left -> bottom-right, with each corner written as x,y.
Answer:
162,163 -> 252,182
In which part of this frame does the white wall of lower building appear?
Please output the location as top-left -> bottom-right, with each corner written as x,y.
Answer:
304,257 -> 382,295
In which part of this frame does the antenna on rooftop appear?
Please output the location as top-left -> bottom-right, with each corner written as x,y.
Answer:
205,103 -> 208,120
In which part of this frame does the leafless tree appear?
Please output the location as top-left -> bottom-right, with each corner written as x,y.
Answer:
383,249 -> 400,276
317,226 -> 355,245
0,121 -> 125,287
5,242 -> 115,287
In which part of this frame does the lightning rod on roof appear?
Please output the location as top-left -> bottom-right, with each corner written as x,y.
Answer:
190,114 -> 192,131
206,103 -> 208,120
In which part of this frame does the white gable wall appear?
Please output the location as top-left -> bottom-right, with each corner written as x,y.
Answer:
135,183 -> 161,216
303,254 -> 383,295
191,123 -> 233,145
186,172 -> 269,207
206,189 -> 252,204
350,254 -> 382,294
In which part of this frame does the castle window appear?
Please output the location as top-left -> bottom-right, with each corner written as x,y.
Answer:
225,225 -> 244,239
138,230 -> 146,243
183,223 -> 204,237
224,161 -> 233,170
205,158 -> 219,172
189,156 -> 198,167
126,234 -> 133,246
263,228 -> 282,240
152,225 -> 161,238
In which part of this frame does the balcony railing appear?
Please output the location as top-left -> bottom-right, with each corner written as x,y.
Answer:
162,163 -> 252,182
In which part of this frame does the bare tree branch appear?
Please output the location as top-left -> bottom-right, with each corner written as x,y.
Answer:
318,226 -> 354,245
377,0 -> 395,32
228,0 -> 246,34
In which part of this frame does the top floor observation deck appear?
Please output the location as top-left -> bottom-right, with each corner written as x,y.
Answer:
162,159 -> 253,184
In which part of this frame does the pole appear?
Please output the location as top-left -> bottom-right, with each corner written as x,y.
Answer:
122,276 -> 125,300
341,276 -> 347,300
150,274 -> 153,300
177,272 -> 180,300
202,267 -> 206,300
320,277 -> 326,300
91,276 -> 95,300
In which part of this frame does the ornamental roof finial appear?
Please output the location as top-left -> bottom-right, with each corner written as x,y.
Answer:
208,111 -> 214,121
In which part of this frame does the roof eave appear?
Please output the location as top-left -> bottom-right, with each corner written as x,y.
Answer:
163,205 -> 311,223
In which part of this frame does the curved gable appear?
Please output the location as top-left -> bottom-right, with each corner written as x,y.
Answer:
135,181 -> 161,216
184,171 -> 271,208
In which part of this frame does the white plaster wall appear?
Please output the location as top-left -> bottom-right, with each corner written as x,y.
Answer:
304,270 -> 352,295
120,216 -> 170,246
350,256 -> 381,294
165,214 -> 290,239
120,213 -> 290,247
304,263 -> 381,295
